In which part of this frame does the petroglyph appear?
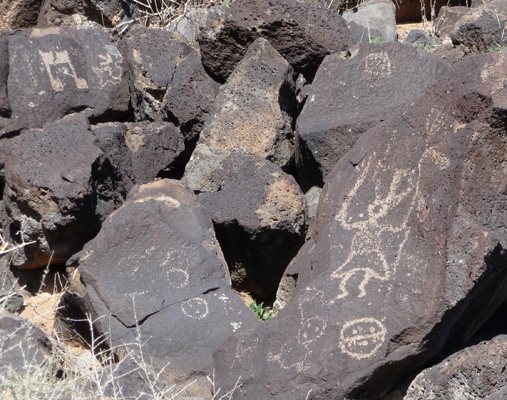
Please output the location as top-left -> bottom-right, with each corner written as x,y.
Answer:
92,49 -> 123,88
340,318 -> 386,359
181,297 -> 209,320
331,158 -> 417,299
364,52 -> 392,77
125,128 -> 145,152
39,50 -> 88,92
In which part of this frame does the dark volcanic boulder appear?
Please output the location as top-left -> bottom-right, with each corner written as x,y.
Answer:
197,0 -> 354,82
296,42 -> 449,190
197,153 -> 307,299
405,335 -> 507,399
3,27 -> 129,134
1,114 -> 125,270
183,38 -> 296,188
434,6 -> 471,40
213,51 -> 507,399
69,179 -> 260,397
0,313 -> 52,368
37,0 -> 124,29
120,26 -> 219,141
92,121 -> 185,190
451,0 -> 507,53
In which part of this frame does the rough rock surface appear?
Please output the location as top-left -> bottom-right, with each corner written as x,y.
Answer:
197,0 -> 354,82
0,114 -> 125,270
451,0 -> 507,53
37,0 -> 125,29
0,34 -> 9,119
197,153 -> 307,299
3,27 -> 129,134
405,335 -> 507,400
343,0 -> 397,44
92,121 -> 185,190
296,42 -> 449,190
183,38 -> 296,189
434,6 -> 471,39
0,0 -> 43,30
0,313 -> 52,369
69,180 -> 260,397
214,51 -> 507,400
120,26 -> 219,141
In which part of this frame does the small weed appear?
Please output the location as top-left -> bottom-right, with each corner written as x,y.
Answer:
188,39 -> 196,45
369,36 -> 385,45
249,301 -> 273,321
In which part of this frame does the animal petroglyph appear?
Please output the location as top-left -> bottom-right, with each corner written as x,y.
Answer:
92,50 -> 123,88
340,318 -> 386,360
39,50 -> 88,92
331,158 -> 417,299
181,297 -> 209,320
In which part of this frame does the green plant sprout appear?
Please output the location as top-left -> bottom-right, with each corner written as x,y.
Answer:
249,301 -> 274,321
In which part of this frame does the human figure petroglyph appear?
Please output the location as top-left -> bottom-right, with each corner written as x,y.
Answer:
39,49 -> 88,92
331,157 -> 417,299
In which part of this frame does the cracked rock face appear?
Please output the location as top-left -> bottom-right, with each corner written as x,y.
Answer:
69,179 -> 260,397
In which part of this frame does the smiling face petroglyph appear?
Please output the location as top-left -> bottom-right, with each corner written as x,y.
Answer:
340,318 -> 387,359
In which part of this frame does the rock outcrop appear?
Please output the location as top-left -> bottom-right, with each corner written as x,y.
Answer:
214,50 -> 507,400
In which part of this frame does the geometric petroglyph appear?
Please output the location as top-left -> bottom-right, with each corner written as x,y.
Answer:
331,158 -> 418,300
39,49 -> 88,92
340,318 -> 386,360
124,128 -> 145,152
364,52 -> 392,77
181,297 -> 209,320
161,250 -> 191,289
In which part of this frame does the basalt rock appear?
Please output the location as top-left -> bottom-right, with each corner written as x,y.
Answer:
214,50 -> 507,400
183,38 -> 296,189
2,27 -> 129,135
196,153 -> 307,299
91,121 -> 185,190
405,335 -> 507,399
451,0 -> 507,53
120,26 -> 219,141
69,179 -> 260,397
0,0 -> 44,30
295,42 -> 449,190
197,0 -> 354,83
1,114 -> 125,270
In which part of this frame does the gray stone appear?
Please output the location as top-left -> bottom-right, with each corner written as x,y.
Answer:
0,0 -> 43,30
343,0 -> 397,44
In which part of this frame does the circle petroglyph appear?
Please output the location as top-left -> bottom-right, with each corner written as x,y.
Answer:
181,297 -> 209,320
165,268 -> 189,289
340,318 -> 386,360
